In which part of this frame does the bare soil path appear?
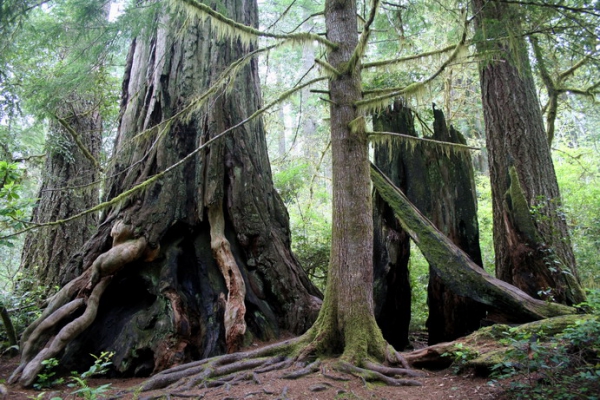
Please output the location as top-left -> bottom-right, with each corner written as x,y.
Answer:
1,354 -> 505,400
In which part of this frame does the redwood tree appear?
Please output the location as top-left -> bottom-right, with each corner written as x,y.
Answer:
12,0 -> 320,387
472,0 -> 585,305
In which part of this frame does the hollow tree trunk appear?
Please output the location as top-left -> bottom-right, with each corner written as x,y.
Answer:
425,107 -> 486,344
472,0 -> 585,305
373,102 -> 485,346
372,101 -> 420,350
20,98 -> 101,289
14,0 -> 320,385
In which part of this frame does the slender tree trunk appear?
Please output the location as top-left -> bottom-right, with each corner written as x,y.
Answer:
305,0 -> 388,363
20,99 -> 101,290
472,0 -> 585,305
13,0 -> 320,386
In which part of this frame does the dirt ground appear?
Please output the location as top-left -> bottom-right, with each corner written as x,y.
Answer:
0,354 -> 507,400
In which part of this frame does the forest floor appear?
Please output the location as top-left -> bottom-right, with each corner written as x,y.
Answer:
0,334 -> 511,400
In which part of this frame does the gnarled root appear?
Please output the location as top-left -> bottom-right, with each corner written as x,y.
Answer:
335,361 -> 422,386
17,278 -> 111,387
11,221 -> 158,387
138,338 -> 303,392
135,331 -> 424,398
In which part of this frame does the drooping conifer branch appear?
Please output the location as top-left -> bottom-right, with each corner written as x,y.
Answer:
362,44 -> 458,70
347,0 -> 381,73
356,16 -> 469,113
315,58 -> 342,78
171,0 -> 336,49
284,11 -> 325,35
530,35 -> 597,144
53,114 -> 102,172
368,131 -> 480,152
0,76 -> 328,241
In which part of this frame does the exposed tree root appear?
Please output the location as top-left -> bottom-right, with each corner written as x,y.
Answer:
134,332 -> 424,398
16,277 -> 112,387
335,361 -> 422,386
10,221 -> 158,388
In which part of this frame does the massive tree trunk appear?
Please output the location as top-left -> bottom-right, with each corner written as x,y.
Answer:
20,99 -> 101,289
472,0 -> 585,305
373,102 -> 485,346
12,0 -> 320,387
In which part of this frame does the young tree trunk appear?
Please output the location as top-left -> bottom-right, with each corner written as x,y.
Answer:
472,0 -> 585,305
20,99 -> 101,290
303,0 -> 389,364
13,0 -> 320,386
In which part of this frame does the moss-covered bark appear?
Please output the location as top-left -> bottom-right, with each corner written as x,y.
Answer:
472,0 -> 585,305
14,0 -> 320,384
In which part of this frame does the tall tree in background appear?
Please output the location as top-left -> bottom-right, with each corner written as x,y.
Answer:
11,0 -> 320,387
17,1 -> 115,290
472,0 -> 586,305
20,98 -> 101,289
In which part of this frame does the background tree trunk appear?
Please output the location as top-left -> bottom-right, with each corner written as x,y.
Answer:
20,98 -> 101,290
472,0 -> 585,305
45,0 -> 320,376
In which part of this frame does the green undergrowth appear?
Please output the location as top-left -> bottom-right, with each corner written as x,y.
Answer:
31,351 -> 115,400
486,290 -> 600,400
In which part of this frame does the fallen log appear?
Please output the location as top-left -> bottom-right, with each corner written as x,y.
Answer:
370,163 -> 575,321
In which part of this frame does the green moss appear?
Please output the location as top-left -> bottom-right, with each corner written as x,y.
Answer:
505,166 -> 539,243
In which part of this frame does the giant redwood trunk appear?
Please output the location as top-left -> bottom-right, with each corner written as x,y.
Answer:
20,99 -> 101,289
472,0 -> 585,305
13,0 -> 320,386
373,102 -> 485,346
